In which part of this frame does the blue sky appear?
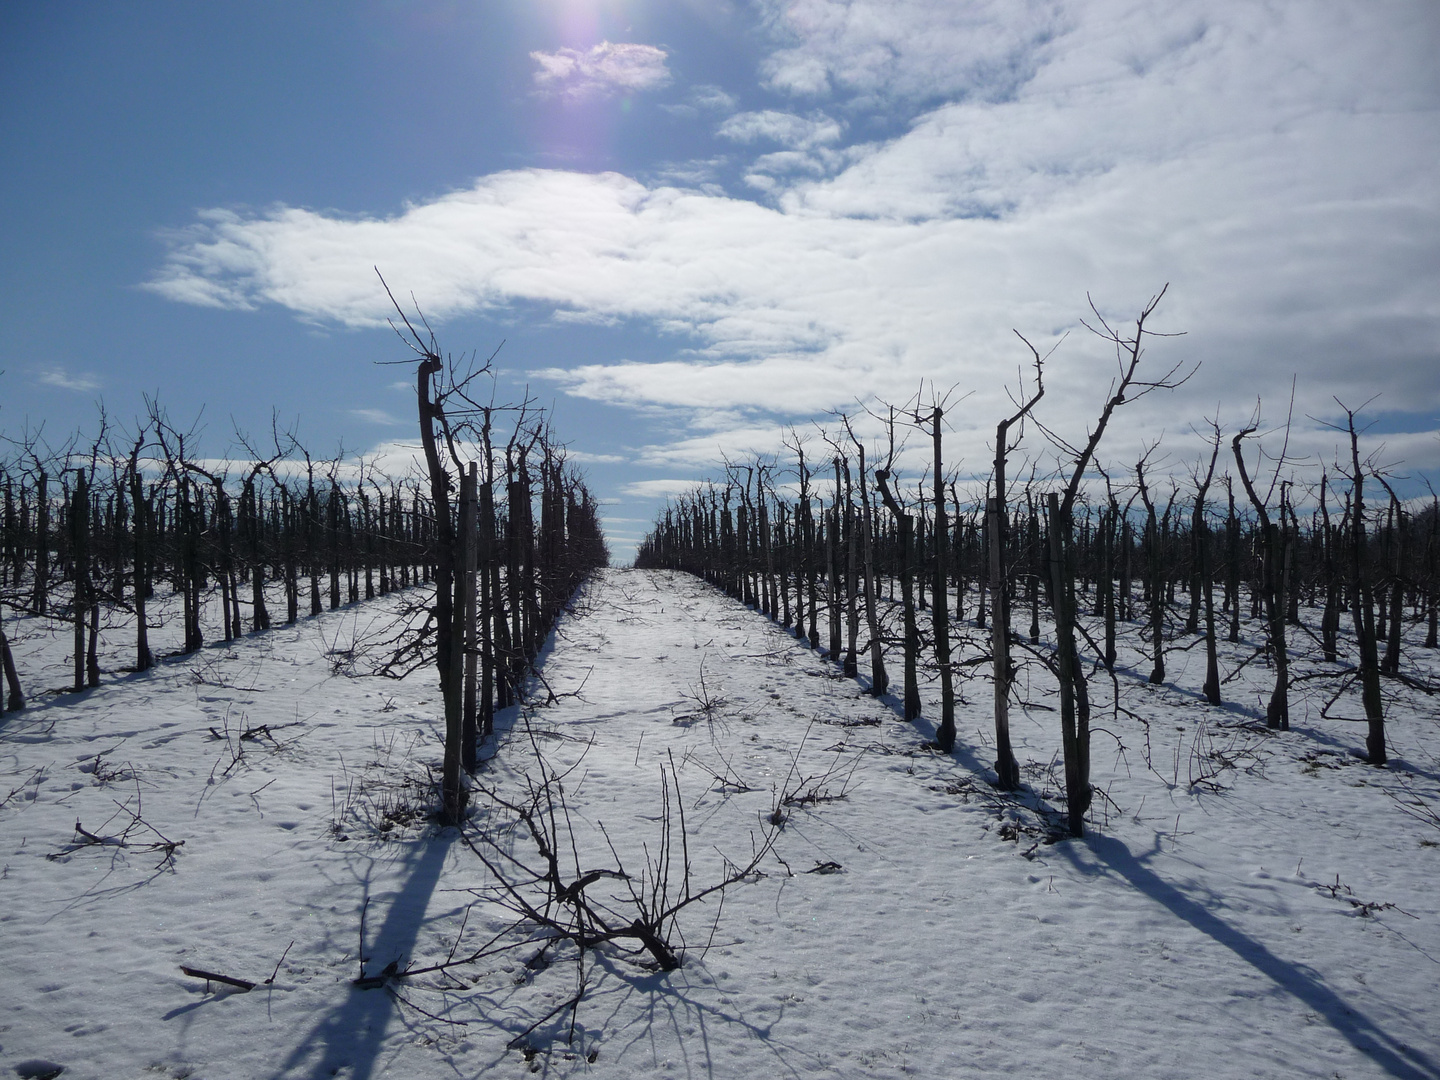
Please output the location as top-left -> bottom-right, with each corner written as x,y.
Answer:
2,1 -> 1437,560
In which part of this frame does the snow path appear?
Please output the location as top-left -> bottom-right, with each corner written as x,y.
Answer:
1,567 -> 1438,1079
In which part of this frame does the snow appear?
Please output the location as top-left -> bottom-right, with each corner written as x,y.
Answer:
2,568 -> 1438,1079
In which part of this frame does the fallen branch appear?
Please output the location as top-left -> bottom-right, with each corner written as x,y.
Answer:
180,965 -> 255,992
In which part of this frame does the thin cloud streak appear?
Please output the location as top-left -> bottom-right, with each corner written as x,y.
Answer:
36,367 -> 102,393
349,408 -> 403,425
621,479 -> 710,498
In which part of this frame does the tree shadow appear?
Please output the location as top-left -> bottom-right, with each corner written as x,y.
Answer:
450,947 -> 814,1080
1062,832 -> 1440,1080
698,575 -> 1074,833
271,831 -> 456,1080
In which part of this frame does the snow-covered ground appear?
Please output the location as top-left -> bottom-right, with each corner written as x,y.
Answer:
2,568 -> 1438,1079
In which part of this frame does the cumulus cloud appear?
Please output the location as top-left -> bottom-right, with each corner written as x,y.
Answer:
754,0 -> 1063,103
531,41 -> 670,100
716,111 -> 851,185
148,1 -> 1440,477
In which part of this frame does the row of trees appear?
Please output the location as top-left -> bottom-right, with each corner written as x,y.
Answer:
638,289 -> 1438,835
382,286 -> 611,823
0,388 -> 609,815
1,414 -> 443,691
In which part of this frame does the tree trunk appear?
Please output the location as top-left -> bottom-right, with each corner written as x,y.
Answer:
1319,477 -> 1340,663
1381,489 -> 1406,676
855,444 -> 887,696
1232,434 -> 1288,729
1346,428 -> 1385,764
876,471 -> 919,719
416,356 -> 465,825
0,618 -> 22,712
989,497 -> 1017,786
1048,493 -> 1090,836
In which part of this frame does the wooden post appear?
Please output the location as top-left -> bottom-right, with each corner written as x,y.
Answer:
843,461 -> 859,678
829,460 -> 842,662
989,496 -> 1017,787
70,470 -> 89,692
932,412 -> 955,753
32,470 -> 49,616
855,442 -> 887,696
128,446 -> 153,672
86,482 -> 99,687
461,462 -> 479,772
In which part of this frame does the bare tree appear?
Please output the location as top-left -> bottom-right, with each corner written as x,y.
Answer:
1231,411 -> 1294,731
1375,474 -> 1408,677
874,408 -> 920,719
1334,401 -> 1387,764
1190,421 -> 1223,704
921,393 -> 963,753
1134,447 -> 1167,686
842,417 -> 887,696
380,275 -> 492,825
1040,283 -> 1190,836
987,339 -> 1045,787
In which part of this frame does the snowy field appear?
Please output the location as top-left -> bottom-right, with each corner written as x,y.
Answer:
2,568 -> 1439,1080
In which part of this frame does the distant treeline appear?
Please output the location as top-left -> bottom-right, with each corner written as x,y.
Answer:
0,406 -> 609,741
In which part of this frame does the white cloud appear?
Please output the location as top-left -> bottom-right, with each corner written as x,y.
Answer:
717,109 -> 843,149
712,106 -> 849,193
564,450 -> 628,464
750,150 -> 826,176
349,408 -> 403,425
648,157 -> 729,194
539,359 -> 854,414
690,85 -> 739,112
754,0 -> 1063,103
621,478 -> 709,498
531,41 -> 670,100
36,367 -> 101,393
631,422 -> 798,470
148,1 -> 1440,480
661,84 -> 740,119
